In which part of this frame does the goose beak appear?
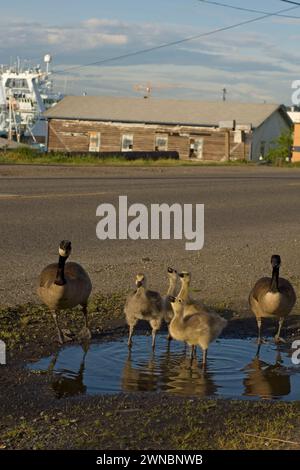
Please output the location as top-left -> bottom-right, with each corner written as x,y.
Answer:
168,267 -> 177,274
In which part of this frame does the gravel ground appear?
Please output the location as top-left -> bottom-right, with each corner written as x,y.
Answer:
1,164 -> 300,314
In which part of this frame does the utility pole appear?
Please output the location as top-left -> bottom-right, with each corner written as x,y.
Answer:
222,87 -> 227,102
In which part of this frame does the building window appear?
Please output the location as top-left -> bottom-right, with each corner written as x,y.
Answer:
190,138 -> 204,159
121,134 -> 133,151
155,134 -> 168,151
89,132 -> 101,152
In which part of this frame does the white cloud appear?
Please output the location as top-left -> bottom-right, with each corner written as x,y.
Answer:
0,17 -> 129,52
46,29 -> 127,49
53,63 -> 292,104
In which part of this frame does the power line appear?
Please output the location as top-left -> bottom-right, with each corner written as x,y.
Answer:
281,1 -> 300,5
53,4 -> 299,75
198,0 -> 300,18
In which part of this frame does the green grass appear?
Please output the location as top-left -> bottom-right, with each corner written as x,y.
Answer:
0,148 -> 254,166
1,398 -> 299,450
0,291 -> 126,355
1,147 -> 300,167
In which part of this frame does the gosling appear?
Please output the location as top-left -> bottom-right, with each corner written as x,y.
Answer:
162,267 -> 179,340
125,273 -> 163,350
249,255 -> 296,344
37,240 -> 92,344
169,296 -> 227,366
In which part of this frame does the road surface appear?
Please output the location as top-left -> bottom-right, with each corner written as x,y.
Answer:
1,164 -> 300,312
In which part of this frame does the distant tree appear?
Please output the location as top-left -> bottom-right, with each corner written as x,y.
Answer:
266,129 -> 293,164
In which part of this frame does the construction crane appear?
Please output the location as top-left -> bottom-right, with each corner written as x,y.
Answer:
133,81 -> 184,99
133,83 -> 153,99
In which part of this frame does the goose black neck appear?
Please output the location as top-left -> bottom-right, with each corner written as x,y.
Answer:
270,266 -> 279,293
55,255 -> 67,286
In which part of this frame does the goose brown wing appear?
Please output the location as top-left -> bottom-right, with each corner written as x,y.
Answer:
39,263 -> 58,287
278,278 -> 297,306
64,262 -> 91,281
249,277 -> 271,303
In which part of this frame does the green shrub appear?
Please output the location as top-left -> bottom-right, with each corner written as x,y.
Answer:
265,129 -> 293,165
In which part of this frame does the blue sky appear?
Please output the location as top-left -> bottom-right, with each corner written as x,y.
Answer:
1,0 -> 300,103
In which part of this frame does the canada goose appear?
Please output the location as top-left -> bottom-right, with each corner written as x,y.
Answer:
37,240 -> 92,344
249,255 -> 296,345
169,296 -> 227,366
124,273 -> 163,350
162,267 -> 178,340
178,272 -> 205,317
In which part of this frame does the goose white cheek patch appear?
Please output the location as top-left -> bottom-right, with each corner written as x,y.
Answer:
96,196 -> 204,251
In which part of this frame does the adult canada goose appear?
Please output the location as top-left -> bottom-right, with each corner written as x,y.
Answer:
249,255 -> 296,344
162,267 -> 178,340
169,296 -> 227,366
178,271 -> 205,317
124,273 -> 163,350
37,240 -> 92,344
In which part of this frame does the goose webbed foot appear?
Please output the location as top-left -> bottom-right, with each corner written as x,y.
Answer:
274,336 -> 286,344
61,328 -> 75,343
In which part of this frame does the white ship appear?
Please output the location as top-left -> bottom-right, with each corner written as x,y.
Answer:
0,54 -> 63,145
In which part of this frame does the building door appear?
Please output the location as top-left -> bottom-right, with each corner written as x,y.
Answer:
190,138 -> 204,159
89,132 -> 101,152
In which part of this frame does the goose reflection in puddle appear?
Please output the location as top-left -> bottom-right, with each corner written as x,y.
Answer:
243,349 -> 291,399
48,344 -> 89,398
121,345 -> 218,397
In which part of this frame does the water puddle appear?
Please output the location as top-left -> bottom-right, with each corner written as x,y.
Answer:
28,336 -> 300,400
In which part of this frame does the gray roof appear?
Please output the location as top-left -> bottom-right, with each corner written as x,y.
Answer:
44,95 -> 288,128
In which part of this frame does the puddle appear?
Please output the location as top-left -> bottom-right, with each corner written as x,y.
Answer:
28,336 -> 300,400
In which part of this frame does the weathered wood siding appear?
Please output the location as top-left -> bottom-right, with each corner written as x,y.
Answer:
47,119 -> 250,161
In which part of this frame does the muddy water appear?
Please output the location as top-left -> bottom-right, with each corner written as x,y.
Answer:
28,336 -> 300,400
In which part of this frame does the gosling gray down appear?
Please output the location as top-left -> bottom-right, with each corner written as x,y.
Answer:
124,273 -> 163,350
178,271 -> 205,317
37,240 -> 92,344
169,296 -> 227,366
249,254 -> 296,344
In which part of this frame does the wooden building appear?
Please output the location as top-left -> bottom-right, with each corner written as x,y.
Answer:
44,96 -> 291,161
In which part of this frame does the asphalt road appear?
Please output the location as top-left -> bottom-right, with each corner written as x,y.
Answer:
1,164 -> 300,313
